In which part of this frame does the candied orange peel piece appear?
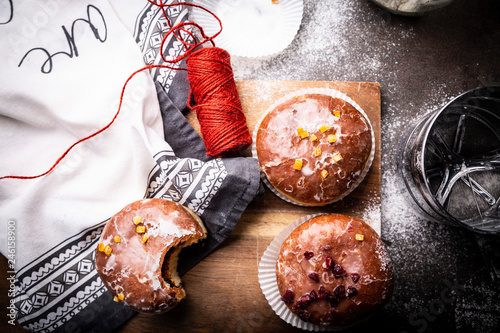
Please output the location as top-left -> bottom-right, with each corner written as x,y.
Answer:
293,159 -> 303,170
333,152 -> 343,162
104,245 -> 112,255
98,242 -> 105,252
297,128 -> 309,139
319,124 -> 330,133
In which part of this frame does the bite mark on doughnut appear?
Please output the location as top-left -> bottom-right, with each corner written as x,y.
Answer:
95,199 -> 207,313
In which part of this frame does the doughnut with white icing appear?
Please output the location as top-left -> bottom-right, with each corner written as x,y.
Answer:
95,198 -> 207,313
256,93 -> 373,206
276,214 -> 394,327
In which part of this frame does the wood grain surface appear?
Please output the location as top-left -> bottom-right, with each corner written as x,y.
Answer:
0,80 -> 381,333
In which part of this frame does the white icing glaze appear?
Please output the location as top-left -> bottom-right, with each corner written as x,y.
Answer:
257,94 -> 373,206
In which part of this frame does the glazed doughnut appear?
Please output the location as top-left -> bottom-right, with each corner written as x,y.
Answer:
256,93 -> 373,206
95,198 -> 207,313
276,214 -> 394,327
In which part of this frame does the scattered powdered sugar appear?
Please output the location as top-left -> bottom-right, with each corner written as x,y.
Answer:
231,0 -> 417,83
361,195 -> 382,233
454,280 -> 500,332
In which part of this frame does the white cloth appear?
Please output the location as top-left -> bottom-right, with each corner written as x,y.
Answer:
0,0 -> 168,269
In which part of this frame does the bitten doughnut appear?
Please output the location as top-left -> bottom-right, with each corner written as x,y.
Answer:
256,93 -> 373,206
95,198 -> 207,313
276,214 -> 394,327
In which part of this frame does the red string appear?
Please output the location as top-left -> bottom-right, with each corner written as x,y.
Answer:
0,0 -> 251,180
187,47 -> 252,156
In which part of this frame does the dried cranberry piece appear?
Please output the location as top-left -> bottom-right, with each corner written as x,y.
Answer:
309,289 -> 317,300
347,223 -> 354,232
323,255 -> 334,269
322,245 -> 331,251
333,285 -> 346,299
308,272 -> 319,282
347,286 -> 358,297
304,251 -> 314,260
281,290 -> 294,304
292,294 -> 313,311
326,294 -> 339,307
299,294 -> 312,304
332,264 -> 346,278
317,285 -> 330,299
351,273 -> 360,283
298,310 -> 311,322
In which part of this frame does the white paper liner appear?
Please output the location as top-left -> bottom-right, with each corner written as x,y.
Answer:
191,0 -> 303,57
258,214 -> 347,331
251,88 -> 376,207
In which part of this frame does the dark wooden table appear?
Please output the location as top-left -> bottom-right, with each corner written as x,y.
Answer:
2,0 -> 500,332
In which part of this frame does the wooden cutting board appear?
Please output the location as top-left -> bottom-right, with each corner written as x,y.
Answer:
187,80 -> 381,231
119,80 -> 381,332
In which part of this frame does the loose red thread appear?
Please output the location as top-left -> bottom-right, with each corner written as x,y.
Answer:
0,64 -> 163,180
0,0 -> 252,180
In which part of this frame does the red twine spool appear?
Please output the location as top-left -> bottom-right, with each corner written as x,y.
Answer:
187,47 -> 252,156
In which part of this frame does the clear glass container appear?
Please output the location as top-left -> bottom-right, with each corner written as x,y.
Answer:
399,86 -> 500,235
